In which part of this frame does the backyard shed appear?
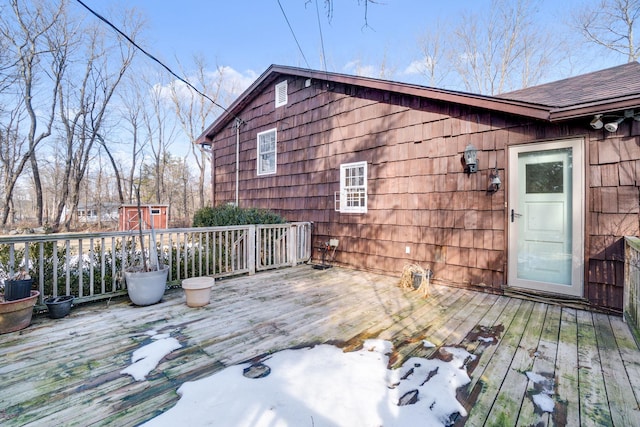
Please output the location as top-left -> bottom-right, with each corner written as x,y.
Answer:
118,204 -> 169,231
197,63 -> 640,314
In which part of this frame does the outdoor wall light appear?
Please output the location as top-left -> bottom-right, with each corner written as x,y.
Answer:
463,144 -> 478,173
488,168 -> 501,193
591,109 -> 640,133
198,140 -> 213,152
604,117 -> 625,133
590,114 -> 603,129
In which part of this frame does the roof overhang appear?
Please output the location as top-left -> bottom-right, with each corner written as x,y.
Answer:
549,95 -> 640,121
196,64 -> 640,144
196,65 -> 555,145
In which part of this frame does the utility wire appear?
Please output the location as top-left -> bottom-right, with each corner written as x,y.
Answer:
277,0 -> 311,69
74,0 -> 232,116
314,0 -> 328,73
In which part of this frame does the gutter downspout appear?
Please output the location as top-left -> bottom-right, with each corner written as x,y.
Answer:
198,140 -> 215,206
235,118 -> 243,207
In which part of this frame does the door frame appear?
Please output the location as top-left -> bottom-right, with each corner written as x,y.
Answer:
507,138 -> 585,297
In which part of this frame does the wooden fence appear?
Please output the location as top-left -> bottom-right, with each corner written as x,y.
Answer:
0,223 -> 312,307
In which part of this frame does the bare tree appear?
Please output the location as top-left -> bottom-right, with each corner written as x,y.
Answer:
456,0 -> 556,94
169,56 -> 225,210
413,21 -> 450,87
141,71 -> 177,204
414,0 -> 559,95
319,0 -> 378,27
118,75 -> 148,204
53,11 -> 140,231
574,0 -> 640,62
0,0 -> 67,226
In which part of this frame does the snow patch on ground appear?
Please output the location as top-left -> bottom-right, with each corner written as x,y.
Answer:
526,370 -> 555,413
143,339 -> 475,426
121,331 -> 181,381
422,340 -> 436,348
532,393 -> 555,413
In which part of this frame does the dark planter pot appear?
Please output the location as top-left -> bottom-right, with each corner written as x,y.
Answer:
44,296 -> 74,319
4,279 -> 33,301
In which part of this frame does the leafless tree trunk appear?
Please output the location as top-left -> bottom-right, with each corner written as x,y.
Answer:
141,71 -> 177,204
119,76 -> 148,204
0,0 -> 67,226
53,12 -> 139,231
169,57 -> 226,209
574,0 -> 640,62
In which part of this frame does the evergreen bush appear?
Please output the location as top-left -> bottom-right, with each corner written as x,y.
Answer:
193,204 -> 286,227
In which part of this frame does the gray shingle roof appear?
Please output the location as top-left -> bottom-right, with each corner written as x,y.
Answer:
497,62 -> 640,108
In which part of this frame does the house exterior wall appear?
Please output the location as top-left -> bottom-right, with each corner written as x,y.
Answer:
209,75 -> 640,313
587,125 -> 640,310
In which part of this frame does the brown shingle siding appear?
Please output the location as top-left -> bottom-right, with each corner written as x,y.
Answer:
205,64 -> 640,313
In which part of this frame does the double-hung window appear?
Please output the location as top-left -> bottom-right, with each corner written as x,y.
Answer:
257,128 -> 277,175
339,161 -> 367,213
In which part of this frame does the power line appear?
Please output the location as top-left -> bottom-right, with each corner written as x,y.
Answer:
277,0 -> 311,69
314,0 -> 328,73
74,0 -> 232,116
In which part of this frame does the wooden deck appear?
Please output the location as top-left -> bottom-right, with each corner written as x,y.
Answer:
1,265 -> 639,426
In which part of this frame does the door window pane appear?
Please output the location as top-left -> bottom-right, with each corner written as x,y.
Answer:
525,161 -> 564,193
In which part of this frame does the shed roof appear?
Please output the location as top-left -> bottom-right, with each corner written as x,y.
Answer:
198,62 -> 640,144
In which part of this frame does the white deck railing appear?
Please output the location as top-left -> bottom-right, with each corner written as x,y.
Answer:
624,236 -> 640,344
0,222 -> 312,306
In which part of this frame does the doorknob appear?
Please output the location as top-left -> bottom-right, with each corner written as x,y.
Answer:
511,209 -> 522,222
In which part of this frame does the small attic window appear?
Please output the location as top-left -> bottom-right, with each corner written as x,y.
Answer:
275,80 -> 288,107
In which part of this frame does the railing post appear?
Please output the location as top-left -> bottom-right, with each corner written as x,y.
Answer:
248,225 -> 256,275
290,224 -> 297,267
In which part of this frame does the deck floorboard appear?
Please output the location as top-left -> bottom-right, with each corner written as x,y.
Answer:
1,265 -> 638,426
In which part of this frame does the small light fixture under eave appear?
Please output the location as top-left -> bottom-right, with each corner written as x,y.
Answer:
463,144 -> 478,173
604,117 -> 625,133
590,114 -> 603,130
198,140 -> 213,153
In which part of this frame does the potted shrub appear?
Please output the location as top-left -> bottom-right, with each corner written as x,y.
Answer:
123,185 -> 168,306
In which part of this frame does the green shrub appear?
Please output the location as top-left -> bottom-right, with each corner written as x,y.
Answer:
193,204 -> 286,227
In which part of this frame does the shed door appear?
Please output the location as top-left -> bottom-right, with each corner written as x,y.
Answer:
127,209 -> 141,231
507,139 -> 584,296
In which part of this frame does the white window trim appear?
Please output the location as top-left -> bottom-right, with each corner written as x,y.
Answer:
339,161 -> 368,213
257,128 -> 277,176
150,208 -> 161,215
275,80 -> 288,107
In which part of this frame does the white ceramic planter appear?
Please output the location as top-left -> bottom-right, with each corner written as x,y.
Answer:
124,267 -> 168,306
181,277 -> 214,307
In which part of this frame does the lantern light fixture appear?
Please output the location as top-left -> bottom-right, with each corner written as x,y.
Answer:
463,144 -> 478,173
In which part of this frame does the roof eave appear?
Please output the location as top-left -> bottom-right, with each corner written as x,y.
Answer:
196,66 -> 556,144
549,95 -> 640,121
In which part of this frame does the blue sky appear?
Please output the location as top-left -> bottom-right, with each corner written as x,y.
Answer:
83,0 -> 610,92
73,0 -> 621,159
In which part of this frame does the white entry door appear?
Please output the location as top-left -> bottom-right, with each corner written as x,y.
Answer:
507,139 -> 584,296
